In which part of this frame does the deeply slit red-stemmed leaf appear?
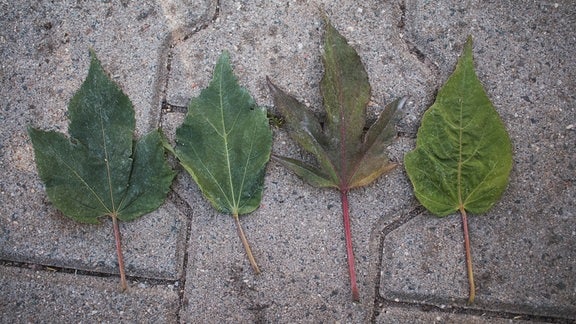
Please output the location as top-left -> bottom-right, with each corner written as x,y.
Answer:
268,19 -> 405,301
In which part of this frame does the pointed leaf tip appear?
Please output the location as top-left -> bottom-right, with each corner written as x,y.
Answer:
465,35 -> 473,49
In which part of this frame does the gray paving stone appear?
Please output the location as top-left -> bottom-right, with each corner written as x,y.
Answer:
0,1 -> 209,281
380,211 -> 576,318
0,265 -> 179,323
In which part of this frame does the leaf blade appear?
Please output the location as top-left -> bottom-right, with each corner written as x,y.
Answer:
175,52 -> 272,216
28,127 -> 108,223
272,155 -> 336,188
404,36 -> 513,216
349,97 -> 406,188
267,77 -> 339,186
321,21 -> 371,188
117,130 -> 176,221
29,50 -> 175,222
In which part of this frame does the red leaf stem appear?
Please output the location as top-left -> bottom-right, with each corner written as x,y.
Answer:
341,190 -> 360,302
112,214 -> 128,291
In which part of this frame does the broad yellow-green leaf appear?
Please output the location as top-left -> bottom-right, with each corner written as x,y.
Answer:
404,37 -> 512,215
28,50 -> 176,290
267,19 -> 405,301
174,52 -> 272,273
404,36 -> 513,303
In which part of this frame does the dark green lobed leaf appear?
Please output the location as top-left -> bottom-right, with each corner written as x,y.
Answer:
28,50 -> 175,222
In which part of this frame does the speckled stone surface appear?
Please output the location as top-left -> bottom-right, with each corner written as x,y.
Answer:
1,0 -> 574,322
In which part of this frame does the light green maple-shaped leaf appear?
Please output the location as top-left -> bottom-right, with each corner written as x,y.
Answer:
404,36 -> 513,303
28,50 -> 175,290
173,51 -> 272,273
267,19 -> 405,301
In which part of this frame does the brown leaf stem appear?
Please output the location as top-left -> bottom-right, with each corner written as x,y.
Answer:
234,213 -> 261,274
111,213 -> 127,291
460,206 -> 475,303
341,190 -> 360,302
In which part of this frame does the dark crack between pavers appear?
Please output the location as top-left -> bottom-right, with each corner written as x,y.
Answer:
395,0 -> 440,80
397,0 -> 406,29
0,259 -> 181,289
154,3 -> 221,323
375,297 -> 574,324
167,190 -> 194,324
161,100 -> 187,114
156,0 -> 221,130
369,204 -> 424,323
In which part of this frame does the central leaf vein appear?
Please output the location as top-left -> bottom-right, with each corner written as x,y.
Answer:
218,67 -> 237,211
99,103 -> 116,214
457,97 -> 464,208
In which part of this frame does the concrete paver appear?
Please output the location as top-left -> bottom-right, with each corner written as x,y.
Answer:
380,211 -> 575,318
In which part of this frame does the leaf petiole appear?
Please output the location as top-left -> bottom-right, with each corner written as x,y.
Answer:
460,206 -> 475,303
111,213 -> 128,291
341,190 -> 360,302
233,213 -> 261,274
